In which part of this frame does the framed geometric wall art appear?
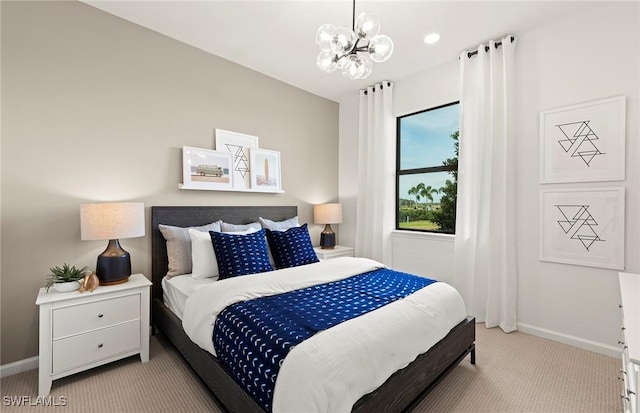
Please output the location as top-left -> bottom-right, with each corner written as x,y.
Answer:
215,129 -> 259,189
539,186 -> 624,270
539,96 -> 625,183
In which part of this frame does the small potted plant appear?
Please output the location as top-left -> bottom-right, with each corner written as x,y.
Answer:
45,263 -> 88,292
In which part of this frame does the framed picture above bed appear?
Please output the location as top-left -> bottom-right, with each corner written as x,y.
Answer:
181,146 -> 233,191
250,148 -> 282,192
539,96 -> 626,184
215,129 -> 259,190
539,186 -> 625,270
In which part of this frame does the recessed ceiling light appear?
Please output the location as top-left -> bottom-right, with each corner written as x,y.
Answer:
424,33 -> 441,44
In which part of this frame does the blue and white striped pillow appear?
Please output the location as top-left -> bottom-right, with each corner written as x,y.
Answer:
210,229 -> 273,279
266,224 -> 319,269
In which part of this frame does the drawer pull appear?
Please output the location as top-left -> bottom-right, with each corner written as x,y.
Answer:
619,304 -> 623,308
98,343 -> 103,348
629,390 -> 636,396
98,314 -> 104,318
619,340 -> 625,345
621,394 -> 629,401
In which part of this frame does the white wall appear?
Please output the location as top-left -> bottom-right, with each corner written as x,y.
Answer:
338,2 -> 639,356
514,2 -> 639,355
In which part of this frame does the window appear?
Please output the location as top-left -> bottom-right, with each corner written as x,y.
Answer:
396,101 -> 459,234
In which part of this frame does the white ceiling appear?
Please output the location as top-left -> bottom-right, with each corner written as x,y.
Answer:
83,1 -> 600,102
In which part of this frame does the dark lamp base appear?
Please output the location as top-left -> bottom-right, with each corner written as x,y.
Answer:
96,239 -> 132,286
320,224 -> 336,249
99,277 -> 129,286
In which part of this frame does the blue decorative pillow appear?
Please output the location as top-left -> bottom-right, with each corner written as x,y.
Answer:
266,224 -> 319,269
210,229 -> 273,279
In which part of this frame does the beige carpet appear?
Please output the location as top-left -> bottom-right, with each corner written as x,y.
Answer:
1,325 -> 620,412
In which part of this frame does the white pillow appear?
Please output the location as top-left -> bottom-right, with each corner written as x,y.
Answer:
189,229 -> 219,280
189,227 -> 260,280
259,216 -> 300,231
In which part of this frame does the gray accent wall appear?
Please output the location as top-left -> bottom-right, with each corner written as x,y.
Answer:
1,1 -> 338,365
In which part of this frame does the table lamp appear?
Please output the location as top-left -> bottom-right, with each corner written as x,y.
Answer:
313,203 -> 342,249
80,202 -> 145,285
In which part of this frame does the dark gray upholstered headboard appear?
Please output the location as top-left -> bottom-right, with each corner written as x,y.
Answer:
151,206 -> 298,300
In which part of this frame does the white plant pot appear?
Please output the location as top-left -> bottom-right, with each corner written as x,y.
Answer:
53,281 -> 81,293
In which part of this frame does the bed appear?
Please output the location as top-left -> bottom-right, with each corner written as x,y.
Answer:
151,205 -> 475,413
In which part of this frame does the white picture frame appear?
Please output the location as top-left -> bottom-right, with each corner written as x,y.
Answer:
181,146 -> 233,190
215,129 -> 259,189
250,148 -> 282,192
539,186 -> 624,270
539,96 -> 625,183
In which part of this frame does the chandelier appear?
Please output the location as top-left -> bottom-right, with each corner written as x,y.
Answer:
315,0 -> 393,80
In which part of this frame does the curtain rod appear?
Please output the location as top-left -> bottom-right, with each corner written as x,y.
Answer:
465,36 -> 516,59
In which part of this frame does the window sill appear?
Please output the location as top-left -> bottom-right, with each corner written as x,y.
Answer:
391,230 -> 455,243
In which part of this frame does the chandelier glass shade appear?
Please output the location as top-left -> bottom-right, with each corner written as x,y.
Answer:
315,2 -> 393,80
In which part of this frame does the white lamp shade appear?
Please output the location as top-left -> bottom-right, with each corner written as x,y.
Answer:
313,203 -> 343,225
80,202 -> 145,241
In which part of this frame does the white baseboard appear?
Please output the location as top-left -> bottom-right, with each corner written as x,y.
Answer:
0,356 -> 38,378
517,322 -> 620,359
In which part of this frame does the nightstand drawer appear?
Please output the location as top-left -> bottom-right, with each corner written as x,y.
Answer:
52,320 -> 141,374
53,294 -> 140,339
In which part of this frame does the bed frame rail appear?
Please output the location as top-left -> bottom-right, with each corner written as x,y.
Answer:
353,316 -> 475,412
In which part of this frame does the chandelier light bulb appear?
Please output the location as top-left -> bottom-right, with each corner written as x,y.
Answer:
343,54 -> 366,80
336,56 -> 348,70
359,54 -> 373,79
330,26 -> 356,55
317,51 -> 338,73
316,24 -> 337,51
355,12 -> 381,39
368,34 -> 394,62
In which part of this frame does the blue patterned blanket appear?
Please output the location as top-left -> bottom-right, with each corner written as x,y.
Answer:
213,268 -> 436,412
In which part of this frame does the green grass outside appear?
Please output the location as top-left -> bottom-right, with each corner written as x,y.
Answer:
398,220 -> 440,230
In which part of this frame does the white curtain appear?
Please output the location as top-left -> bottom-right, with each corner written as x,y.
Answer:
453,36 -> 518,332
355,81 -> 394,265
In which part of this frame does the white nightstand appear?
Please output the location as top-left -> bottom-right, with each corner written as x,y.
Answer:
314,245 -> 355,260
35,273 -> 151,396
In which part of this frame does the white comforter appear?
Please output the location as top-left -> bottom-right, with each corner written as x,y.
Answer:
182,257 -> 467,413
